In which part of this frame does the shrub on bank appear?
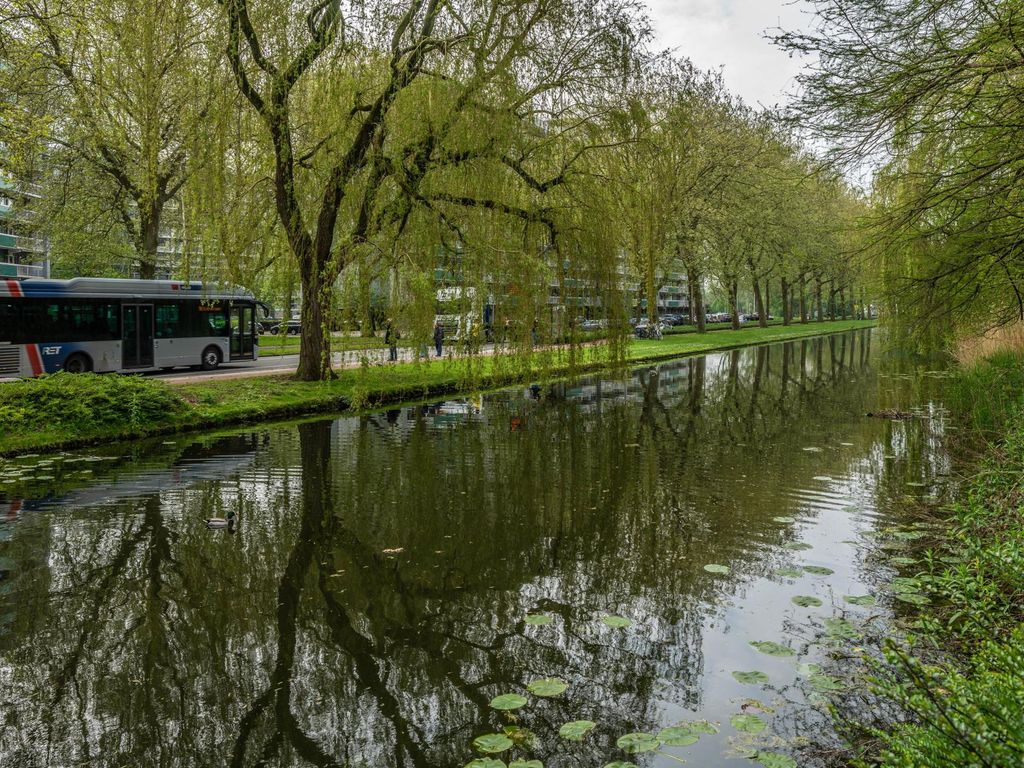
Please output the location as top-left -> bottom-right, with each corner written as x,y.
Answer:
0,373 -> 188,436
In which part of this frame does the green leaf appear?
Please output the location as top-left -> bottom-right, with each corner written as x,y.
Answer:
823,617 -> 860,640
558,720 -> 596,741
843,594 -> 876,606
772,516 -> 795,523
784,542 -> 812,551
890,556 -> 918,566
895,592 -> 930,605
526,677 -> 568,697
796,662 -> 822,677
791,595 -> 822,607
466,760 -> 506,768
703,563 -> 730,574
489,694 -> 528,711
524,614 -> 553,626
601,615 -> 632,628
802,565 -> 834,575
774,567 -> 803,578
472,734 -> 513,754
502,726 -> 537,747
730,714 -> 766,734
750,641 -> 796,657
508,761 -> 542,768
656,726 -> 700,746
732,670 -> 769,685
756,753 -> 797,768
616,733 -> 661,754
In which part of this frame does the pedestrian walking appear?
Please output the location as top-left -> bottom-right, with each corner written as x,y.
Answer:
385,320 -> 399,362
433,321 -> 445,358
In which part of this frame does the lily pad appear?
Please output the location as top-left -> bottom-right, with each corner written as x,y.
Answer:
809,673 -> 847,692
466,760 -> 506,768
473,734 -> 513,754
791,595 -> 822,607
750,641 -> 796,657
524,614 -> 553,626
756,753 -> 797,768
772,516 -> 796,523
784,542 -> 812,551
802,565 -> 834,576
774,567 -> 803,578
730,713 -> 766,734
601,615 -> 632,629
796,662 -> 822,677
503,727 -> 538,747
823,617 -> 860,640
844,595 -> 876,606
558,721 -> 596,741
656,726 -> 700,746
509,761 -> 542,768
703,564 -> 730,574
489,693 -> 528,711
526,677 -> 568,697
732,670 -> 769,685
680,719 -> 719,734
616,733 -> 661,754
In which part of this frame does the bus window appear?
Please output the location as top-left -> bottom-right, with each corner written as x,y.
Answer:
155,303 -> 181,338
0,302 -> 14,342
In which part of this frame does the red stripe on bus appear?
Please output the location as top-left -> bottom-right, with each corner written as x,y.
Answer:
5,280 -> 21,298
26,345 -> 43,376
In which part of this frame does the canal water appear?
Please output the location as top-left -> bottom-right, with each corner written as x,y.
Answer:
0,330 -> 954,767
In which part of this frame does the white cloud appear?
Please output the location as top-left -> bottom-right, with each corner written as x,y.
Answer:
644,0 -> 815,107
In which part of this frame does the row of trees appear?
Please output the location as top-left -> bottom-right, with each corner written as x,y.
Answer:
1,0 -> 870,380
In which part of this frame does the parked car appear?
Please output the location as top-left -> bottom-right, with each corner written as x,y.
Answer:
580,319 -> 608,332
634,320 -> 668,339
268,320 -> 302,336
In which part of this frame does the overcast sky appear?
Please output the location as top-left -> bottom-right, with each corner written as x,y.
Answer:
645,0 -> 815,108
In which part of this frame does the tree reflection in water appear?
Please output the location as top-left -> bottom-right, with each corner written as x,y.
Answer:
0,330 -> 945,767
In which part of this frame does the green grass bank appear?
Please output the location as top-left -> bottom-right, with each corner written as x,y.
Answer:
0,319 -> 872,456
835,350 -> 1024,767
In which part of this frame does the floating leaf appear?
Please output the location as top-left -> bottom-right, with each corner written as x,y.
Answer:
558,721 -> 596,741
732,670 -> 769,685
772,516 -> 796,524
473,734 -> 513,754
797,662 -> 822,677
823,618 -> 860,640
656,726 -> 700,746
616,733 -> 661,754
730,714 -> 766,734
509,761 -> 542,768
524,614 -> 553,626
601,615 -> 632,629
489,694 -> 528,711
526,677 -> 568,697
503,727 -> 538,748
791,595 -> 822,607
750,641 -> 796,657
756,753 -> 797,768
802,566 -> 834,576
784,542 -> 812,551
890,557 -> 918,566
679,719 -> 719,735
466,760 -> 506,768
895,592 -> 930,605
809,673 -> 847,692
774,567 -> 803,578
703,564 -> 730,574
844,595 -> 876,606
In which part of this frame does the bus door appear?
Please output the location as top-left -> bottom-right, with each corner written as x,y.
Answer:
230,303 -> 255,360
122,304 -> 154,368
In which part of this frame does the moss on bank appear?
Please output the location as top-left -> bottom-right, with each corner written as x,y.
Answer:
0,319 -> 872,456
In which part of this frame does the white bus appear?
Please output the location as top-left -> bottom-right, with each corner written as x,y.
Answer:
0,277 -> 262,377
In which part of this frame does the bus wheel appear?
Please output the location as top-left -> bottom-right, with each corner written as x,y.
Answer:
63,353 -> 92,373
200,346 -> 222,371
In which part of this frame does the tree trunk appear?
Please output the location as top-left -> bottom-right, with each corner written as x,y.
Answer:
688,267 -> 706,332
763,280 -> 771,326
752,278 -> 767,328
138,199 -> 161,279
646,249 -> 658,324
815,277 -> 824,322
840,287 -> 848,320
781,277 -> 791,326
799,274 -> 808,323
296,266 -> 333,381
729,279 -> 740,330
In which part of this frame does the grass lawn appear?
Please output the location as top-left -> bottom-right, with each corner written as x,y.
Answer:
0,319 -> 873,455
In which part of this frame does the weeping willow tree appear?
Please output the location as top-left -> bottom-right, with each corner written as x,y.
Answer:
777,0 -> 1024,343
216,0 -> 646,380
